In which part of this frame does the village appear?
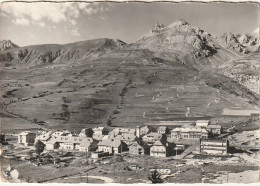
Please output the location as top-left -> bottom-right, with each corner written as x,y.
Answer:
1,118 -> 259,183
15,120 -> 228,157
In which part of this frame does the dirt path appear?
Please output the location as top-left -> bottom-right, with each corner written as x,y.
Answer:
64,175 -> 114,183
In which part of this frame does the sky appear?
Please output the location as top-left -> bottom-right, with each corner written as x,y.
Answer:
0,1 -> 259,47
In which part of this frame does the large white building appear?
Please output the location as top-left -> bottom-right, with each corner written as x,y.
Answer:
171,127 -> 208,139
18,131 -> 36,146
200,139 -> 229,155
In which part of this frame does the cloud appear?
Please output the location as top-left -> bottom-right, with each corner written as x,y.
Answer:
71,28 -> 80,36
12,17 -> 30,26
37,22 -> 46,27
69,19 -> 77,26
2,3 -> 67,23
2,2 -> 113,24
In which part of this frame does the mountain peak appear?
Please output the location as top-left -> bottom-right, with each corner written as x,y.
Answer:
175,19 -> 189,25
0,40 -> 19,51
152,23 -> 165,30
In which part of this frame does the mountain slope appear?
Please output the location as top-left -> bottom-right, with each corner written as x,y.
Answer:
1,21 -> 260,133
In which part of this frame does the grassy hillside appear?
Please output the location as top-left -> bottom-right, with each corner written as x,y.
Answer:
1,44 -> 259,133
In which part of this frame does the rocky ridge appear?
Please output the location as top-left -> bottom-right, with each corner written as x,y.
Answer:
0,40 -> 19,52
216,33 -> 260,54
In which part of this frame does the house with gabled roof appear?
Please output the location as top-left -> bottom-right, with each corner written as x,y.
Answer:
78,138 -> 98,152
150,141 -> 173,157
129,141 -> 150,155
114,133 -> 138,145
142,132 -> 167,145
97,138 -> 123,154
18,131 -> 36,146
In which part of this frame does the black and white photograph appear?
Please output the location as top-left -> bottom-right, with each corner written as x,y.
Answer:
0,0 -> 259,184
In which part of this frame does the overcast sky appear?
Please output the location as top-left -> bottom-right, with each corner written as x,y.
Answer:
0,2 -> 259,46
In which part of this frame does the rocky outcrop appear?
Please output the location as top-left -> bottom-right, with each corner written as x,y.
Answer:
216,33 -> 260,54
0,40 -> 19,51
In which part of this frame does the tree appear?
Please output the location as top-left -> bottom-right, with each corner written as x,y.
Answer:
148,168 -> 164,184
35,140 -> 45,156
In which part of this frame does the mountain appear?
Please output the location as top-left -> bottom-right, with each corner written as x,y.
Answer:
133,19 -> 241,69
1,20 -> 260,133
0,40 -> 19,51
0,38 -> 125,66
135,19 -> 217,57
216,33 -> 260,54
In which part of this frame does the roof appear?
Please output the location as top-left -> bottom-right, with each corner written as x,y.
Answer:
152,141 -> 165,146
121,133 -> 137,141
129,142 -> 143,149
171,127 -> 208,133
93,127 -> 106,131
98,139 -> 121,148
111,128 -> 136,134
93,134 -> 104,141
196,120 -> 210,123
19,131 -> 35,136
158,126 -> 167,131
206,125 -> 222,129
171,128 -> 181,132
36,132 -> 52,141
51,136 -> 92,144
79,138 -> 96,148
80,128 -> 93,132
145,132 -> 162,138
102,135 -> 109,140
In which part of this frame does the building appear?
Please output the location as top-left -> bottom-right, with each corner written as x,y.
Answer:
196,120 -> 210,128
91,151 -> 109,159
79,128 -> 93,137
110,128 -> 136,135
171,127 -> 208,139
136,126 -> 154,138
129,141 -> 150,155
142,133 -> 167,145
200,139 -> 229,155
97,138 -> 123,154
18,131 -> 36,146
45,136 -> 94,151
157,126 -> 170,134
51,131 -> 65,137
92,127 -> 109,136
78,138 -> 98,152
113,133 -> 138,146
92,134 -> 105,141
35,131 -> 52,144
150,141 -> 172,157
206,125 -> 222,135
